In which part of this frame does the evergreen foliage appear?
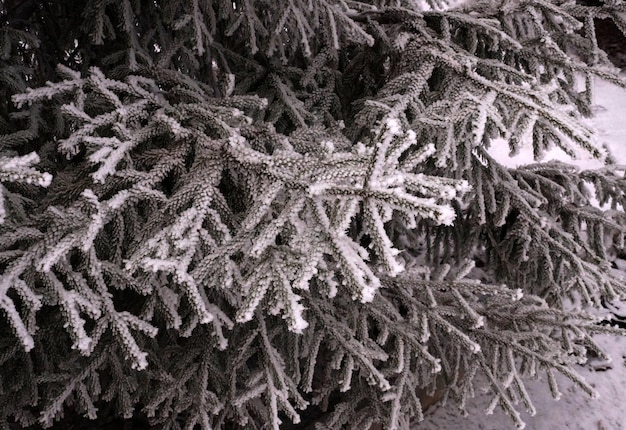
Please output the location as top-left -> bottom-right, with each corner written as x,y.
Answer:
0,0 -> 625,428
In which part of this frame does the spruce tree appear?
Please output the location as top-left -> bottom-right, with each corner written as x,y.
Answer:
0,0 -> 625,429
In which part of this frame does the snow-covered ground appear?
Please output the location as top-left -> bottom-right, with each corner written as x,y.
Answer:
487,79 -> 626,171
421,333 -> 626,430
418,78 -> 626,429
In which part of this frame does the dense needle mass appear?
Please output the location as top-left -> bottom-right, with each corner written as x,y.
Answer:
0,1 -> 625,429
